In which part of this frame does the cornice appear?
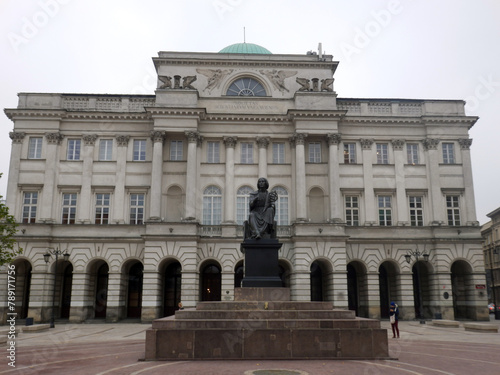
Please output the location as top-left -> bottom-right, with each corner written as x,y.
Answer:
422,115 -> 479,125
288,110 -> 345,120
341,116 -> 422,124
153,58 -> 337,71
4,108 -> 150,121
4,109 -> 66,120
204,113 -> 289,122
146,107 -> 207,119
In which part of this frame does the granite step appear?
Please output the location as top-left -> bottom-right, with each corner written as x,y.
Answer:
152,317 -> 380,330
174,309 -> 356,320
195,301 -> 336,311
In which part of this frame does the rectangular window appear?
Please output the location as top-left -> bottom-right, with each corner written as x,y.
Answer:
61,193 -> 77,224
133,140 -> 146,161
446,195 -> 460,226
28,137 -> 43,159
95,193 -> 110,224
207,141 -> 220,163
170,140 -> 183,161
407,143 -> 419,165
130,193 -> 145,224
67,139 -> 81,161
345,196 -> 359,226
344,143 -> 356,164
22,192 -> 38,223
272,143 -> 285,164
98,139 -> 113,161
241,142 -> 253,164
376,143 -> 389,164
409,196 -> 424,226
378,196 -> 392,226
442,143 -> 455,164
308,142 -> 321,163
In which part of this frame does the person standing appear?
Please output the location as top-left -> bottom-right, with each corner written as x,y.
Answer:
389,301 -> 400,338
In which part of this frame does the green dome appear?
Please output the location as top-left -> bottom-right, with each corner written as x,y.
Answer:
219,43 -> 272,54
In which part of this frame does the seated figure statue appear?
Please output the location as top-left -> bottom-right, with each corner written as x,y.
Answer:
244,177 -> 278,239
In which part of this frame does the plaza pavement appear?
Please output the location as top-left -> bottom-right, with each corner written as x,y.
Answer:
1,316 -> 500,374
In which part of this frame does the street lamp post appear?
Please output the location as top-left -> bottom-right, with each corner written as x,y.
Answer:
405,249 -> 429,324
43,248 -> 70,328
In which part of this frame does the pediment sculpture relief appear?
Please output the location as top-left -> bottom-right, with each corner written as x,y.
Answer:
295,77 -> 334,92
158,75 -> 198,90
196,68 -> 234,93
259,69 -> 297,92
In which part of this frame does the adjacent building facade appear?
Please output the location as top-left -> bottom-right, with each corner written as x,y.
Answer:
0,43 -> 488,324
481,208 -> 500,310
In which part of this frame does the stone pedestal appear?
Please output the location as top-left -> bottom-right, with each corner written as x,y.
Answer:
240,239 -> 282,287
144,299 -> 390,361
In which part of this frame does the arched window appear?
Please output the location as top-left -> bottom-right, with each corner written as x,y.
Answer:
236,186 -> 253,224
202,186 -> 222,225
271,186 -> 289,225
226,78 -> 266,97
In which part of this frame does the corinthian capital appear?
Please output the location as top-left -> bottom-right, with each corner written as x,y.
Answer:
150,131 -> 166,143
391,139 -> 405,150
45,132 -> 64,145
290,133 -> 308,147
9,132 -> 25,144
458,138 -> 473,150
223,136 -> 238,148
422,138 -> 440,150
116,135 -> 130,147
326,133 -> 342,146
256,137 -> 270,149
360,138 -> 374,149
83,134 -> 98,146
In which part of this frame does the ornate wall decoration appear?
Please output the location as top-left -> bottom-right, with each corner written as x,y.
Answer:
223,136 -> 238,148
320,78 -> 334,92
259,70 -> 297,92
290,133 -> 308,147
182,76 -> 197,90
391,139 -> 405,150
327,133 -> 342,145
196,69 -> 234,93
360,138 -> 374,149
256,137 -> 270,149
296,78 -> 310,91
158,75 -> 172,89
150,131 -> 166,143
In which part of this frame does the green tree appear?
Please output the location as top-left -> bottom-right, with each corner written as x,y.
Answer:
0,173 -> 22,265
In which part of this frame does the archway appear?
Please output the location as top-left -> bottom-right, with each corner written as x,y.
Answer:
310,260 -> 327,301
60,263 -> 73,319
94,263 -> 109,318
379,261 -> 400,318
12,259 -> 32,319
279,260 -> 292,288
163,261 -> 182,317
127,262 -> 143,318
347,261 -> 368,317
451,260 -> 474,320
412,261 -> 431,319
234,262 -> 244,288
200,263 -> 221,301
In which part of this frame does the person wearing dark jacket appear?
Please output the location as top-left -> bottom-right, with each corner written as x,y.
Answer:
389,301 -> 400,338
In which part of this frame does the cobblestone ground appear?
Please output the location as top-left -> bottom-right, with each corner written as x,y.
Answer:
2,318 -> 500,374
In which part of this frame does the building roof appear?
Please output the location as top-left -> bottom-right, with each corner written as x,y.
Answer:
218,42 -> 272,54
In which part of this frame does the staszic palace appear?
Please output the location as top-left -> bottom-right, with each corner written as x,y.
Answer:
1,43 -> 489,324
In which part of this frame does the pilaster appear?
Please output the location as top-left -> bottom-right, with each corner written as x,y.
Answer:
360,139 -> 375,224
291,133 -> 308,222
256,137 -> 269,179
458,138 -> 478,225
6,132 -> 25,213
184,131 -> 202,221
423,138 -> 443,224
326,133 -> 342,222
113,135 -> 129,224
223,136 -> 237,223
78,134 -> 97,224
41,132 -> 64,222
392,139 -> 408,225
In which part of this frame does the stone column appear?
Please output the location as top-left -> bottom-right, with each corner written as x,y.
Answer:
366,272 -> 381,319
458,138 -> 478,225
78,134 -> 97,224
184,131 -> 202,221
41,132 -> 64,223
6,132 -> 25,213
223,136 -> 237,223
392,139 -> 408,225
326,133 -> 342,222
69,272 -> 90,322
291,133 -> 308,222
105,271 -> 123,322
113,135 -> 129,224
360,139 -> 375,224
256,137 -> 269,179
149,131 -> 165,221
423,139 -> 442,223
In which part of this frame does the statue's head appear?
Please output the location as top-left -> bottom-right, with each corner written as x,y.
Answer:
257,177 -> 269,190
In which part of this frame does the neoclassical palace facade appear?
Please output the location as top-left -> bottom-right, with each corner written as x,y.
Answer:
1,43 -> 488,324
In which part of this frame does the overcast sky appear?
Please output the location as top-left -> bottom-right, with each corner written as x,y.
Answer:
1,0 -> 499,224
